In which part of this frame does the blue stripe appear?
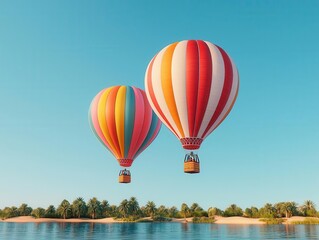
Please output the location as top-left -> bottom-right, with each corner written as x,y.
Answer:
124,86 -> 135,157
135,112 -> 160,157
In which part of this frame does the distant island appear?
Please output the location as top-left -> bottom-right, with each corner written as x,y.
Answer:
1,197 -> 319,225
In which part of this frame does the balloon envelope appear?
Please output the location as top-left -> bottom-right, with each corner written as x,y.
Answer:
89,86 -> 161,167
145,40 -> 239,150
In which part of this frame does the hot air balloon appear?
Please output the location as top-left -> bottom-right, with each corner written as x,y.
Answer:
145,40 -> 239,174
89,86 -> 161,183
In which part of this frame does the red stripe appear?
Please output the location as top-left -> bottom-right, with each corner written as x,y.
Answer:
105,86 -> 122,156
201,46 -> 233,138
193,40 -> 212,136
186,40 -> 199,136
146,56 -> 179,137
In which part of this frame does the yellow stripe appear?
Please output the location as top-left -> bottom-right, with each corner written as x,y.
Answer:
97,88 -> 119,159
115,86 -> 126,157
161,43 -> 185,138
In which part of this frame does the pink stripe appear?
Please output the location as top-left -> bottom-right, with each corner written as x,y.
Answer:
90,91 -> 113,150
186,40 -> 199,136
127,87 -> 144,159
193,40 -> 212,136
133,90 -> 153,156
201,46 -> 233,138
134,119 -> 161,159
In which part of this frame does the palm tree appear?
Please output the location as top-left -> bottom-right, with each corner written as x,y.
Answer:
57,199 -> 71,219
157,205 -> 169,217
208,207 -> 223,217
118,199 -> 130,218
87,197 -> 101,219
128,197 -> 140,217
101,200 -> 110,218
180,203 -> 190,221
2,207 -> 18,219
302,200 -> 316,216
18,203 -> 32,216
145,201 -> 157,218
168,206 -> 178,218
45,205 -> 56,218
224,204 -> 243,217
31,208 -> 45,219
72,197 -> 87,218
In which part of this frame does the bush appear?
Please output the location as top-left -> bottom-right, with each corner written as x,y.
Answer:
121,216 -> 140,222
259,218 -> 285,224
291,218 -> 319,224
152,215 -> 172,222
192,217 -> 215,223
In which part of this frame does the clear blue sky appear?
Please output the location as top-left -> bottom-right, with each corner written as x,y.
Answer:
1,0 -> 318,211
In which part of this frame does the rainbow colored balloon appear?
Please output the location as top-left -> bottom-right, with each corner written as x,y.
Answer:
145,40 -> 239,173
89,86 -> 161,183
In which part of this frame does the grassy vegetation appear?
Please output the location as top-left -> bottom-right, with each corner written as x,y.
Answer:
192,217 -> 215,223
290,218 -> 319,225
259,218 -> 286,224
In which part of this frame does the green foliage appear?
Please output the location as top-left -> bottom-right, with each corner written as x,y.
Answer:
152,215 -> 172,222
291,217 -> 319,224
145,201 -> 157,218
31,208 -> 45,219
208,207 -> 223,217
135,218 -> 153,222
259,218 -> 285,224
244,207 -> 259,218
258,203 -> 276,218
45,205 -> 57,218
168,206 -> 179,218
192,217 -> 215,223
121,215 -> 140,222
72,197 -> 87,218
18,204 -> 32,216
1,207 -> 19,219
87,197 -> 102,219
223,204 -> 243,217
57,199 -> 71,219
180,203 -> 190,219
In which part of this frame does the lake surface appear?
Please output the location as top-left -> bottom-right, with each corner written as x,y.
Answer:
1,222 -> 319,239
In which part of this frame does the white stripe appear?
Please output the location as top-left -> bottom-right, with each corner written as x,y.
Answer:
203,56 -> 239,138
171,41 -> 189,137
146,46 -> 181,138
144,59 -> 176,137
197,42 -> 225,137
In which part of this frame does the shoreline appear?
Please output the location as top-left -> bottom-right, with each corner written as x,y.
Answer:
1,216 -> 314,224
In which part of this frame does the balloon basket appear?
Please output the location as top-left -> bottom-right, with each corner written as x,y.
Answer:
184,161 -> 200,174
119,175 -> 131,183
119,169 -> 131,183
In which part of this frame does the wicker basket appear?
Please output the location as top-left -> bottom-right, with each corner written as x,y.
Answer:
119,175 -> 131,183
184,161 -> 200,174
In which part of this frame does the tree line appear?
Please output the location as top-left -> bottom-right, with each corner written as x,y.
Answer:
1,198 -> 318,221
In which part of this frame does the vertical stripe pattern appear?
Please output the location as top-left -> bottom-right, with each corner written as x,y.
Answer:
89,86 -> 162,167
145,40 -> 239,150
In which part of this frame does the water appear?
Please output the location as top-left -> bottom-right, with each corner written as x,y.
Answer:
1,222 -> 319,240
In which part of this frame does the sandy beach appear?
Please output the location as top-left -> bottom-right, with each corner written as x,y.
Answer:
0,216 -> 313,225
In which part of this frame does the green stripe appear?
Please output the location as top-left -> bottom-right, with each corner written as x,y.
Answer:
124,86 -> 135,157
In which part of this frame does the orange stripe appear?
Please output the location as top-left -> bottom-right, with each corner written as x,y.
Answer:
105,86 -> 122,157
115,86 -> 126,158
97,88 -> 119,158
161,43 -> 185,138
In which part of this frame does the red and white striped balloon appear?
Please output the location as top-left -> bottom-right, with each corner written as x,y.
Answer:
145,40 -> 239,150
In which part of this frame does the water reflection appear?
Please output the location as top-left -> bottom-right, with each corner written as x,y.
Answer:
0,222 -> 319,239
